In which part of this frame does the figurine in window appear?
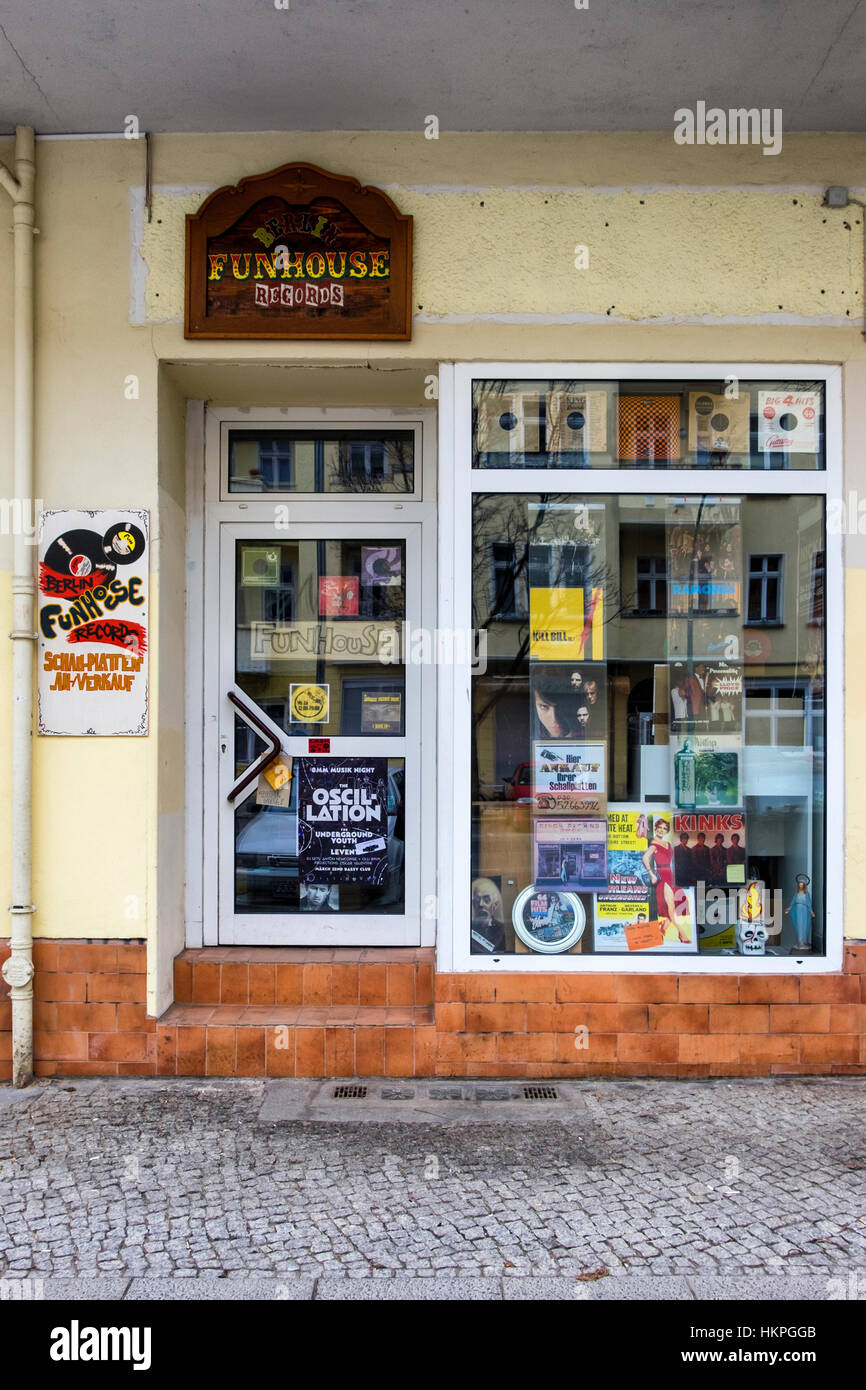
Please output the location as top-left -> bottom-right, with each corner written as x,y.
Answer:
784,873 -> 815,952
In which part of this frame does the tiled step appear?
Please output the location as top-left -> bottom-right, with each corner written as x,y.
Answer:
173,947 -> 434,1009
156,1001 -> 436,1078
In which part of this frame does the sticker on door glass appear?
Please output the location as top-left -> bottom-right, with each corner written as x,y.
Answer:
361,546 -> 402,586
256,755 -> 293,807
297,757 -> 390,885
290,683 -> 330,723
361,692 -> 402,733
319,577 -> 359,617
241,547 -> 280,586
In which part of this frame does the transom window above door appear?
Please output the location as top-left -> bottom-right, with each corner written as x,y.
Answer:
227,428 -> 416,495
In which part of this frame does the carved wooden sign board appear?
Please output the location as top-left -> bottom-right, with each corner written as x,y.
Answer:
185,162 -> 412,340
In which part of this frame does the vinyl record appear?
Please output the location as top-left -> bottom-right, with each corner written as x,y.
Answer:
687,393 -> 750,454
511,885 -> 586,954
43,528 -> 112,577
102,521 -> 146,564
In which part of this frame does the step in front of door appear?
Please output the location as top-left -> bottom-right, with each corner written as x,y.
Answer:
174,946 -> 434,1010
156,1001 -> 436,1077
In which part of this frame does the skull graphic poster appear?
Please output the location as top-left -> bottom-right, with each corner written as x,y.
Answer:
37,509 -> 149,736
297,757 -> 390,885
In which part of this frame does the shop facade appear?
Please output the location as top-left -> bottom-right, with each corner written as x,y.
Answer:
1,130 -> 865,1078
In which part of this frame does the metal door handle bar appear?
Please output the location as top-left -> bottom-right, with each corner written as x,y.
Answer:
226,690 -> 283,802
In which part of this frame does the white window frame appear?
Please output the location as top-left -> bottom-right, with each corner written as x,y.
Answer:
746,552 -> 785,625
438,362 -> 842,974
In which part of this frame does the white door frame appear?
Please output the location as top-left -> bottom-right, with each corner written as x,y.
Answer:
184,404 -> 438,949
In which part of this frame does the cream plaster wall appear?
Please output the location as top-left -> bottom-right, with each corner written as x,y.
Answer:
0,130 -> 863,965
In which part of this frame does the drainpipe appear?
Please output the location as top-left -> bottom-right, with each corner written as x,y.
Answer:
0,127 -> 37,1087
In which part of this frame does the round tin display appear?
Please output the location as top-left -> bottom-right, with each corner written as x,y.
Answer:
511,886 -> 586,955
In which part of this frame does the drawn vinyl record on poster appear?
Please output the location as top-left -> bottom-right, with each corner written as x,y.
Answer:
475,390 -> 541,457
687,392 -> 750,455
38,508 -> 149,736
545,389 -> 608,455
758,391 -> 820,453
361,547 -> 402,586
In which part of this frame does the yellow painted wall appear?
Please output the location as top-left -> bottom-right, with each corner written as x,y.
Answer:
0,130 -> 863,966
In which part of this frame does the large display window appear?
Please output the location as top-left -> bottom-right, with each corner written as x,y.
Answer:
443,364 -> 841,972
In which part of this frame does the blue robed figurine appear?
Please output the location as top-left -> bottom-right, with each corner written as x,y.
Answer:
785,873 -> 815,951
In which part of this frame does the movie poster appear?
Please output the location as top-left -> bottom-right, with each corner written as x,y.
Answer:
605,806 -> 653,899
594,891 -> 697,954
533,818 -> 608,891
593,896 -> 651,952
297,757 -> 389,885
669,660 -> 742,732
533,741 -> 606,814
530,662 -> 607,740
37,509 -> 148,736
528,587 -> 604,660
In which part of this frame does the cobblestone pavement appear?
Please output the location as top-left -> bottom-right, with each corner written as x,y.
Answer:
1,1077 -> 865,1282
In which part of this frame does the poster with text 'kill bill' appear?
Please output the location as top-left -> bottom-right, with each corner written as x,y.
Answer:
529,587 -> 604,661
38,509 -> 148,736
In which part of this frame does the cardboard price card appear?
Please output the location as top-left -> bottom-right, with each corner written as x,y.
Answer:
625,918 -> 667,951
38,509 -> 149,736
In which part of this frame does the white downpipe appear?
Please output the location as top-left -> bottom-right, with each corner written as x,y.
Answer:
0,127 -> 37,1087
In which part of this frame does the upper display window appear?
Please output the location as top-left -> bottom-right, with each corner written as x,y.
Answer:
228,428 -> 415,493
472,380 -> 825,471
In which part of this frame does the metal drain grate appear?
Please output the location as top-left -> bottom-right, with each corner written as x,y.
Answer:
333,1084 -> 368,1099
523,1085 -> 558,1101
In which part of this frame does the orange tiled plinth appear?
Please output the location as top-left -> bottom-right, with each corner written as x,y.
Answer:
2,940 -> 866,1079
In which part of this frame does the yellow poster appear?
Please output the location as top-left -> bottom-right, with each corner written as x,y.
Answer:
289,683 -> 330,723
529,587 -> 604,660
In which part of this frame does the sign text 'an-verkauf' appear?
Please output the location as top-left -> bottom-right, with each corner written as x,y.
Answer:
185,162 -> 412,340
37,509 -> 148,735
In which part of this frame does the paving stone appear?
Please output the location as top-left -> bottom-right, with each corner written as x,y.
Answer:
316,1276 -> 502,1299
1,1077 -> 864,1284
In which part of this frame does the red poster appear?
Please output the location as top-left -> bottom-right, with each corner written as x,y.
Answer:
319,577 -> 359,617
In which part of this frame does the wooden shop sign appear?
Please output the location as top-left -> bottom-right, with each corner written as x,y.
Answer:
185,162 -> 412,340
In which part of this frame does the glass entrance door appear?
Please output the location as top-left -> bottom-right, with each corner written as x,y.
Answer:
218,521 -> 421,944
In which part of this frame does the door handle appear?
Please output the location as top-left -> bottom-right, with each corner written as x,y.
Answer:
226,689 -> 283,803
